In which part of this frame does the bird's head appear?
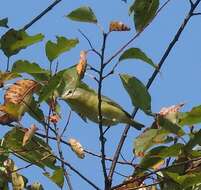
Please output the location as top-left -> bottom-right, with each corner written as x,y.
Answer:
61,88 -> 83,100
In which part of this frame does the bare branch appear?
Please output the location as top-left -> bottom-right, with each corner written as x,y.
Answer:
192,12 -> 201,15
78,29 -> 101,57
55,156 -> 101,190
97,32 -> 110,189
23,0 -> 63,30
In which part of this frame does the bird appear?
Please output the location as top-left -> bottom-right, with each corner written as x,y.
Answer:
61,82 -> 144,130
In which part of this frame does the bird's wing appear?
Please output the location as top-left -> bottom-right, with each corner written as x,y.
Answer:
101,95 -> 132,118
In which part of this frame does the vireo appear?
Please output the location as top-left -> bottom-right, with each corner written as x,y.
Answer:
61,83 -> 144,130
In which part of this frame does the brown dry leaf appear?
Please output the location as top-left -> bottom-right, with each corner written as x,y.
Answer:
49,114 -> 60,124
109,21 -> 130,32
4,79 -> 38,104
76,50 -> 87,79
22,124 -> 38,146
68,138 -> 85,159
0,79 -> 38,125
158,103 -> 185,124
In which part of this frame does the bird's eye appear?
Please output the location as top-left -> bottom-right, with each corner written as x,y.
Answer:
67,89 -> 73,95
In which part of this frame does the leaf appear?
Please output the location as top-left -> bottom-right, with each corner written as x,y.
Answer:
0,80 -> 39,124
1,29 -> 44,57
43,168 -> 64,188
130,0 -> 159,32
3,159 -> 25,190
12,60 -> 49,74
27,97 -> 45,124
178,105 -> 201,126
66,6 -> 97,23
184,130 -> 201,153
45,36 -> 79,62
109,21 -> 130,32
27,182 -> 44,190
76,50 -> 87,79
159,103 -> 185,124
138,144 -> 184,172
165,172 -> 201,188
38,70 -> 65,102
120,74 -> 151,113
158,117 -> 185,136
119,48 -> 157,69
0,18 -> 9,28
12,60 -> 50,81
68,138 -> 85,159
4,127 -> 56,169
0,71 -> 21,87
22,124 -> 38,146
134,128 -> 169,157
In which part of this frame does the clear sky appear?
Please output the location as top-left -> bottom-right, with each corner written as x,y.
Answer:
1,0 -> 201,189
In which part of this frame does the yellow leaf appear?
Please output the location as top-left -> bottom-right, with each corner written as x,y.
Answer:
68,138 -> 85,159
76,51 -> 87,79
22,124 -> 38,146
109,21 -> 130,32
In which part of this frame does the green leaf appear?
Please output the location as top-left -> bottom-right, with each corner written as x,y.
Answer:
120,74 -> 151,113
165,172 -> 201,188
66,6 -> 97,23
178,105 -> 201,126
4,127 -> 56,169
158,117 -> 185,136
27,182 -> 44,190
45,36 -> 79,62
185,130 -> 201,153
134,128 -> 169,156
38,70 -> 66,102
43,168 -> 64,188
130,0 -> 159,32
12,60 -> 50,81
0,71 -> 21,87
119,48 -> 157,69
27,97 -> 45,124
0,29 -> 44,57
0,18 -> 9,28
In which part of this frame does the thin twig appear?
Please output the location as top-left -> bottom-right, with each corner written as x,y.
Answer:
6,57 -> 10,72
55,156 -> 101,190
97,32 -> 110,189
78,29 -> 101,57
23,0 -> 63,30
108,0 -> 201,185
84,149 -> 135,167
54,125 -> 73,190
61,110 -> 72,137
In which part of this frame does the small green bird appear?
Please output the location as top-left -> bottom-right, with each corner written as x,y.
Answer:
61,83 -> 144,130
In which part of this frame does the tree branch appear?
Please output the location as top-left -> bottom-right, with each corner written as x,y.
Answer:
22,0 -> 63,30
98,32 -> 110,189
108,0 -> 201,186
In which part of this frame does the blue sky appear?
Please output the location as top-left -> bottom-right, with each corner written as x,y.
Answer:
1,0 -> 201,189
